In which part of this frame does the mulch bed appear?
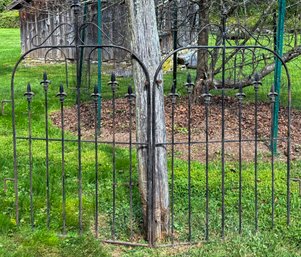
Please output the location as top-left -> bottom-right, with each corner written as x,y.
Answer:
51,96 -> 301,162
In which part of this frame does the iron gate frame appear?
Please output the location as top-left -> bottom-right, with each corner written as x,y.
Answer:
7,0 -> 294,249
152,45 -> 291,246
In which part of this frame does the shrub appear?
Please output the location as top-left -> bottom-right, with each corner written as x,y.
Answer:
0,11 -> 19,28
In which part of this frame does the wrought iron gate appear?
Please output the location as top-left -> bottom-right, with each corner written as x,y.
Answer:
5,2 -> 300,249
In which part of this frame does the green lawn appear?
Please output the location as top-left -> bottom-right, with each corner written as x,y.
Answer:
0,28 -> 301,256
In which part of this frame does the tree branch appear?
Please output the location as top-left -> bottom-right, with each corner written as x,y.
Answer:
211,46 -> 301,89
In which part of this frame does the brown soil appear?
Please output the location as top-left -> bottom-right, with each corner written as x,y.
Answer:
51,97 -> 301,162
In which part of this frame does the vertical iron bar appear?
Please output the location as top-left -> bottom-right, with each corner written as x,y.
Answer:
11,62 -> 19,226
271,103 -> 275,228
28,94 -> 34,229
287,80 -> 291,226
112,84 -> 116,240
77,73 -> 83,236
185,74 -> 194,242
91,86 -> 100,238
41,72 -> 50,229
202,86 -> 212,241
205,97 -> 209,241
171,91 -> 176,245
236,84 -> 245,234
45,87 -> 50,229
109,74 -> 117,240
95,99 -> 99,238
269,85 -> 279,228
221,5 -> 226,239
238,88 -> 243,234
129,97 -> 133,241
254,88 -> 258,232
169,83 -> 178,245
126,86 -> 135,241
150,79 -> 155,246
253,74 -> 261,232
61,99 -> 66,234
188,86 -> 192,242
57,84 -> 67,234
72,0 -> 83,235
25,84 -> 34,229
29,102 -> 34,229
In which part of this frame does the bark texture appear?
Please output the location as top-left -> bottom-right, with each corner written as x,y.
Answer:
125,0 -> 169,243
195,0 -> 209,100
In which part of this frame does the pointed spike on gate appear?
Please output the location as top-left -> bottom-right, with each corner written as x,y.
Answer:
252,72 -> 262,88
170,83 -> 176,94
60,83 -> 64,94
128,85 -> 133,95
111,72 -> 116,83
187,73 -> 192,84
56,83 -> 67,101
43,71 -> 48,81
169,82 -> 179,99
94,84 -> 99,95
24,83 -> 34,100
254,73 -> 259,82
27,83 -> 32,93
91,85 -> 100,101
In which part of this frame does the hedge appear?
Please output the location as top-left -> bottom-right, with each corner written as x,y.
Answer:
0,11 -> 19,28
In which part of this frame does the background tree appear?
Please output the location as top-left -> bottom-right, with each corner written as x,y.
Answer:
187,0 -> 301,94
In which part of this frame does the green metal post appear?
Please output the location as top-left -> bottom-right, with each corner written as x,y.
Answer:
97,0 -> 102,134
272,0 -> 286,153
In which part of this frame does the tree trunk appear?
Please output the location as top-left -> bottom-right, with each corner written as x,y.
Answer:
125,0 -> 169,243
194,0 -> 209,101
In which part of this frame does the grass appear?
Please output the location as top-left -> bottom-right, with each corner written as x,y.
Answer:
0,28 -> 301,256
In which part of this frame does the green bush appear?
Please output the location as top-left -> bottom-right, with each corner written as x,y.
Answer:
0,0 -> 11,12
0,11 -> 19,28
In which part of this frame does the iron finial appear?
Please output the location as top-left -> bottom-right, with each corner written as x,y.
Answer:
56,83 -> 67,102
168,83 -> 179,100
91,85 -> 100,102
128,85 -> 133,95
171,83 -> 176,94
108,72 -> 118,92
252,72 -> 262,90
24,83 -> 34,102
60,83 -> 64,94
111,73 -> 116,83
268,84 -> 278,103
125,85 -> 136,100
43,71 -> 47,81
187,73 -> 192,84
185,73 -> 194,94
235,83 -> 246,102
40,72 -> 51,91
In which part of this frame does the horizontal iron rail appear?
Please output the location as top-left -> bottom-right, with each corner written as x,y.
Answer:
15,136 -> 290,146
15,136 -> 147,146
156,137 -> 289,146
102,240 -> 197,248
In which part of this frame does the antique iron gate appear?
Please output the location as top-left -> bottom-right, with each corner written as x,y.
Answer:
5,1 -> 300,249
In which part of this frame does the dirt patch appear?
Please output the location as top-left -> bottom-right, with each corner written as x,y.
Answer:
51,96 -> 301,162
